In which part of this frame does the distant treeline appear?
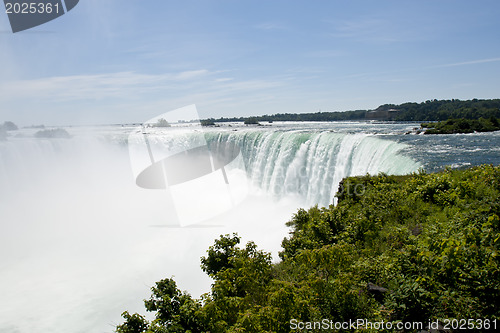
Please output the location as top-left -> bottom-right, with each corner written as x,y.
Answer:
386,98 -> 500,121
202,98 -> 500,124
0,121 -> 72,140
203,109 -> 367,124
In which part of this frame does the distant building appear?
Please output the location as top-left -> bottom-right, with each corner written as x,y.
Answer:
365,106 -> 400,120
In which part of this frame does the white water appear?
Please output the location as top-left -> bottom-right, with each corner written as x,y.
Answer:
0,125 -> 420,333
206,129 -> 420,206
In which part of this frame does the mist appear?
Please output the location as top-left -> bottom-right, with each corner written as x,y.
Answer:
0,122 -> 422,332
0,128 -> 300,333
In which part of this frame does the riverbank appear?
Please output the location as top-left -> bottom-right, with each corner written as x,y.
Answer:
421,117 -> 500,134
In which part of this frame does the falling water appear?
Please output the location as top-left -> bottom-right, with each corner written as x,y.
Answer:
204,129 -> 421,206
0,124 -> 422,333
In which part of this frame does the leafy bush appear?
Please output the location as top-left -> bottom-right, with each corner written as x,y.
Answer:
116,165 -> 500,332
153,118 -> 171,128
2,121 -> 18,131
244,117 -> 260,125
421,117 -> 500,134
200,119 -> 216,126
35,128 -> 71,138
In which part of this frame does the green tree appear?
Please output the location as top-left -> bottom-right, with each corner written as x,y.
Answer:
200,118 -> 216,126
144,278 -> 203,332
116,278 -> 203,333
200,233 -> 240,276
154,118 -> 171,127
243,117 -> 260,125
117,165 -> 500,332
116,311 -> 149,333
3,121 -> 18,131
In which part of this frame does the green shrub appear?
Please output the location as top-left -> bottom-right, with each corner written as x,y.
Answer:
116,165 -> 500,332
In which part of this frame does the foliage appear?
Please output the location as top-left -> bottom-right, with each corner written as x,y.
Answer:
2,121 -> 18,131
200,99 -> 500,123
421,117 -> 500,134
116,278 -> 204,333
153,118 -> 171,128
243,117 -> 260,125
116,312 -> 149,333
0,121 -> 18,140
117,165 -> 500,332
34,128 -> 71,138
200,233 -> 241,276
393,99 -> 500,121
200,118 -> 216,126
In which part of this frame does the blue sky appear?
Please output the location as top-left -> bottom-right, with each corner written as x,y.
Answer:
1,0 -> 500,125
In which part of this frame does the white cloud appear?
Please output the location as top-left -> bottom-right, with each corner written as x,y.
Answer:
434,57 -> 500,68
328,16 -> 432,45
330,18 -> 397,43
174,69 -> 210,80
0,69 -> 286,106
0,70 -> 213,102
214,77 -> 234,82
0,68 -> 292,124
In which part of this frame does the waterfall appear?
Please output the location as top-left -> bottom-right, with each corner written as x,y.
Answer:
204,130 -> 421,206
0,125 -> 421,333
1,128 -> 421,207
